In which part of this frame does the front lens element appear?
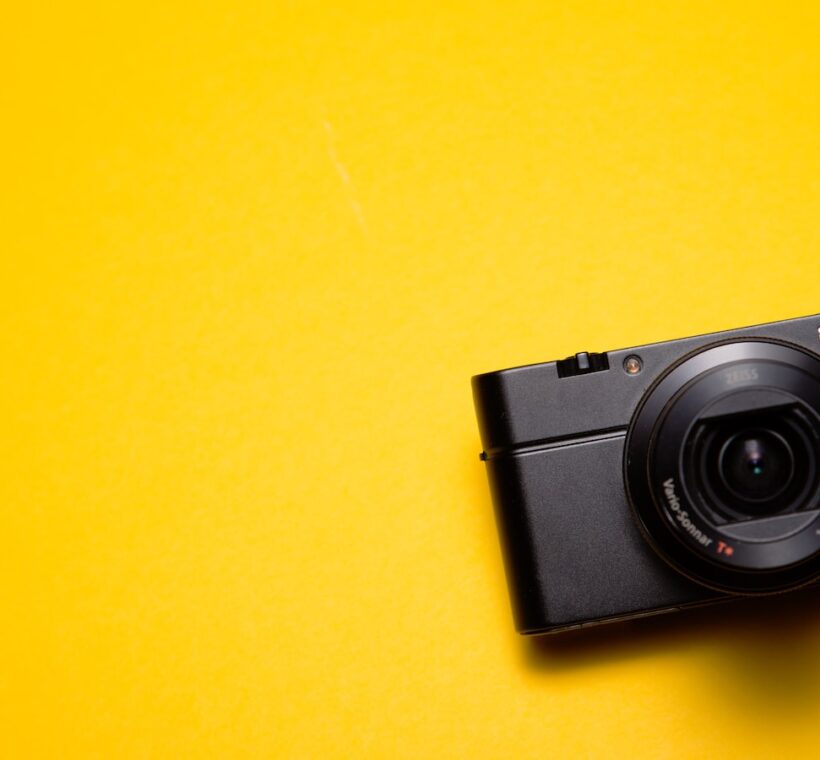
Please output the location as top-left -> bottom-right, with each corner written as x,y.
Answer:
696,408 -> 816,521
719,430 -> 794,503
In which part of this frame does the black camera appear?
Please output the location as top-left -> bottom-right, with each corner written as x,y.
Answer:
472,314 -> 820,634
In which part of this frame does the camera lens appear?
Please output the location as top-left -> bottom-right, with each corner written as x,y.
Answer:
625,340 -> 820,594
718,429 -> 793,504
694,409 -> 816,521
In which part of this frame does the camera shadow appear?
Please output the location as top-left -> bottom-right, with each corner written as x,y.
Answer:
524,585 -> 820,713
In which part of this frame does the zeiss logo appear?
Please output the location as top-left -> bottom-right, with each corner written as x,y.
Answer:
724,368 -> 759,386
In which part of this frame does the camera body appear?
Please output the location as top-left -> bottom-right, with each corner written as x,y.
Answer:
472,314 -> 820,634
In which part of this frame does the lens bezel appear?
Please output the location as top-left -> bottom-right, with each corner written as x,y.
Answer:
625,339 -> 820,594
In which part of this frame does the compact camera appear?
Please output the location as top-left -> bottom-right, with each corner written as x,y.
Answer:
472,314 -> 820,634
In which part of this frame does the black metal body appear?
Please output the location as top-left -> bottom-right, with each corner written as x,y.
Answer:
472,314 -> 820,634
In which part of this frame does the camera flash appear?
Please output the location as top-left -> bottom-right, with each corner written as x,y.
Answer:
624,355 -> 643,375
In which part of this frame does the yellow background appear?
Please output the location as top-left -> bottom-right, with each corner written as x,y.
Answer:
3,2 -> 820,757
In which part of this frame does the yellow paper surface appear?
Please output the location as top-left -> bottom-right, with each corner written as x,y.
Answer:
3,2 -> 820,757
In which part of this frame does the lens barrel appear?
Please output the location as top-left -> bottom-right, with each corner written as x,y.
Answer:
625,340 -> 820,594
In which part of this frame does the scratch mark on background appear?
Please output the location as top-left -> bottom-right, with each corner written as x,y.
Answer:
322,119 -> 369,237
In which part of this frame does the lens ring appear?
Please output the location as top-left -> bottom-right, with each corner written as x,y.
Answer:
625,339 -> 820,595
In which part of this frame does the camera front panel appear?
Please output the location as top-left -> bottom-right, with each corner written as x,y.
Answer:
484,433 -> 716,633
